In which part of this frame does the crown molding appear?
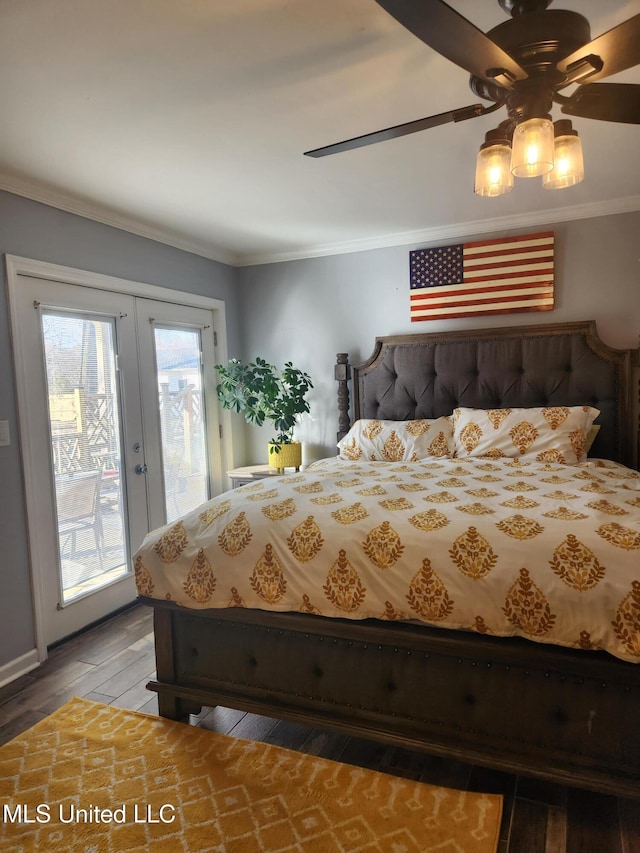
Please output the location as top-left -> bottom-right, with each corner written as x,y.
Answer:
2,171 -> 639,270
0,173 -> 239,267
236,195 -> 640,266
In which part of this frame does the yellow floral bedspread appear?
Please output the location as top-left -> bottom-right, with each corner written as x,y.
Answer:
134,457 -> 640,662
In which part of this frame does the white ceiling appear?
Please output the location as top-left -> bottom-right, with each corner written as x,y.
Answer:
1,0 -> 638,266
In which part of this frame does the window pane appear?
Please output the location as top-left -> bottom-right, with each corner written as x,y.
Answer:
155,326 -> 209,522
43,312 -> 129,604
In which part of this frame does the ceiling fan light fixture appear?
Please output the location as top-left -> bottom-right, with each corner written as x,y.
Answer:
510,115 -> 554,177
542,119 -> 584,189
474,128 -> 514,196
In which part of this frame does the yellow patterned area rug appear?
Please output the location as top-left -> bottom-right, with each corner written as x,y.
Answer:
0,697 -> 502,852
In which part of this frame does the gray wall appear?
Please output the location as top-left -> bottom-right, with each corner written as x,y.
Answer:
237,212 -> 640,466
0,191 -> 241,668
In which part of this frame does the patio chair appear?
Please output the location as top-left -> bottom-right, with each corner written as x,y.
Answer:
55,470 -> 104,569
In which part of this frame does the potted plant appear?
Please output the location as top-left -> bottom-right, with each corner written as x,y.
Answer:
214,357 -> 313,471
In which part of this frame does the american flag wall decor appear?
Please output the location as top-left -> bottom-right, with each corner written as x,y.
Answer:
409,231 -> 554,322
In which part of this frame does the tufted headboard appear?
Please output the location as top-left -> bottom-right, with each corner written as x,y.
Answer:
336,321 -> 638,468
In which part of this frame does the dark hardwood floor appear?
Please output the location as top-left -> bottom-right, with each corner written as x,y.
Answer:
1,604 -> 638,852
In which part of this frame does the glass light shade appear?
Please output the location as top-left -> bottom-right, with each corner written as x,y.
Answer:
474,143 -> 514,196
510,117 -> 555,177
543,131 -> 584,189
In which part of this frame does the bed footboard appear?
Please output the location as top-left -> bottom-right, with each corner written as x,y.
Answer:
143,598 -> 640,800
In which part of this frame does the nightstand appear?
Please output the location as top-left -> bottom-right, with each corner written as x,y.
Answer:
227,464 -> 285,489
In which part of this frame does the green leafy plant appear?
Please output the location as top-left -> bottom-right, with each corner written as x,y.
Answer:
214,357 -> 313,452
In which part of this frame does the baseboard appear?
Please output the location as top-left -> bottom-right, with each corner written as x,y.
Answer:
0,648 -> 41,689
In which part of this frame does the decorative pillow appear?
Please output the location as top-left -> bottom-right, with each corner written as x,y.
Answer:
451,406 -> 600,464
337,418 -> 454,462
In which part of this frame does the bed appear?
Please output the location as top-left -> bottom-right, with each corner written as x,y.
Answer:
137,320 -> 640,799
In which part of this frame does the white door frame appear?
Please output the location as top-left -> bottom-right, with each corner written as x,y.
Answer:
6,254 -> 232,662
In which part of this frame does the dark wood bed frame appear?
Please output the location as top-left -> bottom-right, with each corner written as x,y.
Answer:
143,320 -> 640,799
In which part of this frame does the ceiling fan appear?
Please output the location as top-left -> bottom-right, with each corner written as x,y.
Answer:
304,0 -> 640,193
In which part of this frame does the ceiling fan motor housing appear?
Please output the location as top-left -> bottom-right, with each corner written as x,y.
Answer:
470,9 -> 592,122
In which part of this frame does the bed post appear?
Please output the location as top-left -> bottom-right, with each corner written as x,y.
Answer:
148,605 -> 203,721
335,353 -> 351,442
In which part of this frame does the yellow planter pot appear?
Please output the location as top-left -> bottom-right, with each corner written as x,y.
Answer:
268,441 -> 302,472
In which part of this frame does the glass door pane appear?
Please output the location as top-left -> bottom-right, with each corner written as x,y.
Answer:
154,326 -> 209,522
42,311 -> 129,604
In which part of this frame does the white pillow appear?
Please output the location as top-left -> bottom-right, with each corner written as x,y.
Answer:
452,406 -> 600,464
337,418 -> 454,462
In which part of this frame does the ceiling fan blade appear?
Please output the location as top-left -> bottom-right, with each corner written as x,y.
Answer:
557,14 -> 640,83
374,0 -> 527,90
560,83 -> 640,124
304,103 -> 487,157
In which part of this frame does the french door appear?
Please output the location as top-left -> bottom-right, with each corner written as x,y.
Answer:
9,269 -> 224,649
135,297 -> 219,527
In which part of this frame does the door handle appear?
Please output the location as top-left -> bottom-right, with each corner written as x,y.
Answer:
135,464 -> 148,475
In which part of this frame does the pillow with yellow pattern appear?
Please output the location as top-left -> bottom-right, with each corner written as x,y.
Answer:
451,406 -> 600,463
337,418 -> 454,462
